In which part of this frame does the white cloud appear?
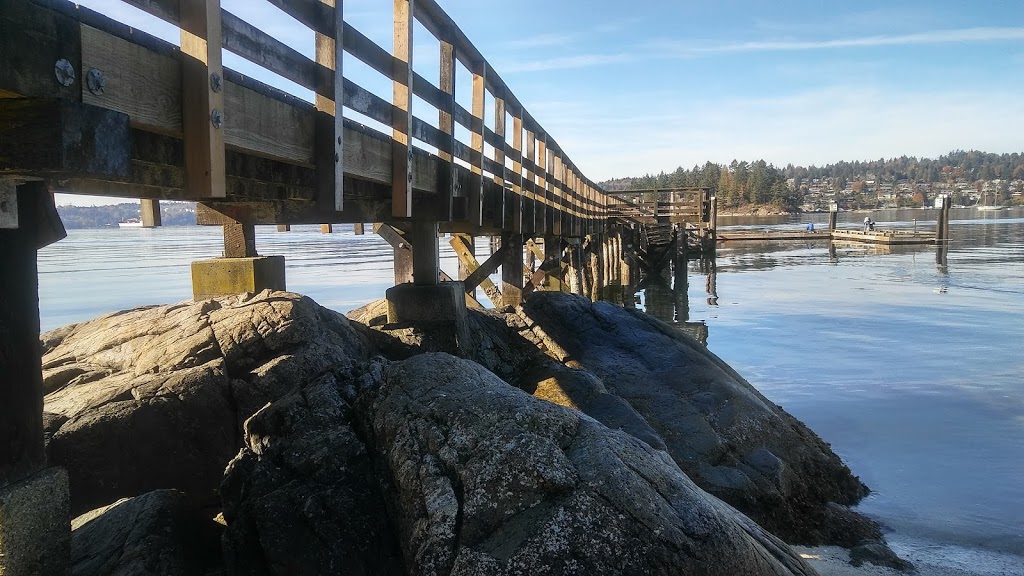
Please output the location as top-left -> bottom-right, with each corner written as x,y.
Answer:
657,27 -> 1024,57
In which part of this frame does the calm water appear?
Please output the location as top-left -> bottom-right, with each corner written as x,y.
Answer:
38,209 -> 1024,569
688,208 -> 1024,571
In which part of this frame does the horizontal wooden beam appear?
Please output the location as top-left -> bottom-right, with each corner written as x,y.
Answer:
0,98 -> 131,178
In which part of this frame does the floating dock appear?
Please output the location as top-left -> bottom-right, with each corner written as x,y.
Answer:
829,229 -> 936,245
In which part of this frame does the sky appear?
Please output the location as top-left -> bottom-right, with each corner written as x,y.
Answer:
59,0 -> 1024,205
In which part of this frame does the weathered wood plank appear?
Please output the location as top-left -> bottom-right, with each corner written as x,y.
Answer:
0,98 -> 132,178
81,25 -> 180,134
0,0 -> 82,102
224,80 -> 315,166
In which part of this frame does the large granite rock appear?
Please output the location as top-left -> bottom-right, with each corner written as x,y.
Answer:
348,292 -> 874,546
42,290 -> 371,514
225,351 -> 816,575
515,292 -> 872,544
71,489 -> 221,576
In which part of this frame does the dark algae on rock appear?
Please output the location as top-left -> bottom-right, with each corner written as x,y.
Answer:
43,289 -> 897,574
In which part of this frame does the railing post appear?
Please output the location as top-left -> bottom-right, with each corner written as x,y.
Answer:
470,62 -> 487,226
438,39 -> 457,220
551,154 -> 563,236
179,0 -> 226,198
511,112 -> 525,234
493,95 -> 507,228
315,0 -> 344,212
537,137 -> 549,235
524,128 -> 536,236
392,0 -> 413,218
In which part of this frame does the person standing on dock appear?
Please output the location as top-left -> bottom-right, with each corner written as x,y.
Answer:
863,216 -> 875,231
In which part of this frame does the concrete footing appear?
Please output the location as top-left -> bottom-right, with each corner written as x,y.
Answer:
191,256 -> 286,300
0,467 -> 70,576
386,282 -> 469,354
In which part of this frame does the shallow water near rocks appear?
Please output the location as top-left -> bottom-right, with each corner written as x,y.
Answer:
37,207 -> 1024,570
678,208 -> 1024,571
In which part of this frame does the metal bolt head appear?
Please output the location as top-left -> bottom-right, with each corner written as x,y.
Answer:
86,68 -> 105,95
210,73 -> 223,93
211,109 -> 224,129
54,59 -> 76,87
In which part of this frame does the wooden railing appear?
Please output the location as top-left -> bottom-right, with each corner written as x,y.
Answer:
0,0 -> 612,236
605,188 -> 711,224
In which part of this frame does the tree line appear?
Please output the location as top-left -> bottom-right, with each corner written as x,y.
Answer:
602,150 -> 1024,211
56,202 -> 196,229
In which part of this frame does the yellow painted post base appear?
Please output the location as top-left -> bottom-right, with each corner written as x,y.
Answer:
191,256 -> 286,300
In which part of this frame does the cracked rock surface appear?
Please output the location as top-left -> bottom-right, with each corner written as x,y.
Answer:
42,290 -> 370,515
225,351 -> 815,575
514,292 -> 874,545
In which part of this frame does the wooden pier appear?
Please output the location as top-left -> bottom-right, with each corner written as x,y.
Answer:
0,3 -> 717,568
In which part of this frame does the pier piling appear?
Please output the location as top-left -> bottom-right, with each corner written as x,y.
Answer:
0,182 -> 70,576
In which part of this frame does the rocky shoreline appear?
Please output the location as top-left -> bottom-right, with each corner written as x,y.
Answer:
41,290 -> 909,575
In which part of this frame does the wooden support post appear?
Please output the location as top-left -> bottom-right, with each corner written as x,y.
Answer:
501,233 -> 524,307
353,223 -> 364,235
277,224 -> 291,232
180,0 -> 226,198
315,0 -> 344,212
0,183 -> 62,487
411,220 -> 439,286
223,221 -> 257,258
709,195 -> 718,247
379,226 -> 481,307
450,235 -> 503,307
391,226 -> 414,285
542,234 -> 562,291
828,208 -> 838,231
0,182 -> 69,576
438,39 -> 457,220
140,199 -> 161,227
391,0 -> 414,218
469,62 -> 487,226
321,223 -> 333,234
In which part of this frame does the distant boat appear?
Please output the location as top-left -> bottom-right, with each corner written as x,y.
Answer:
118,219 -> 144,228
976,190 -> 1005,211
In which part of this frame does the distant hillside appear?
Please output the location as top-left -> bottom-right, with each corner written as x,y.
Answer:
602,150 -> 1024,212
56,202 -> 197,229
